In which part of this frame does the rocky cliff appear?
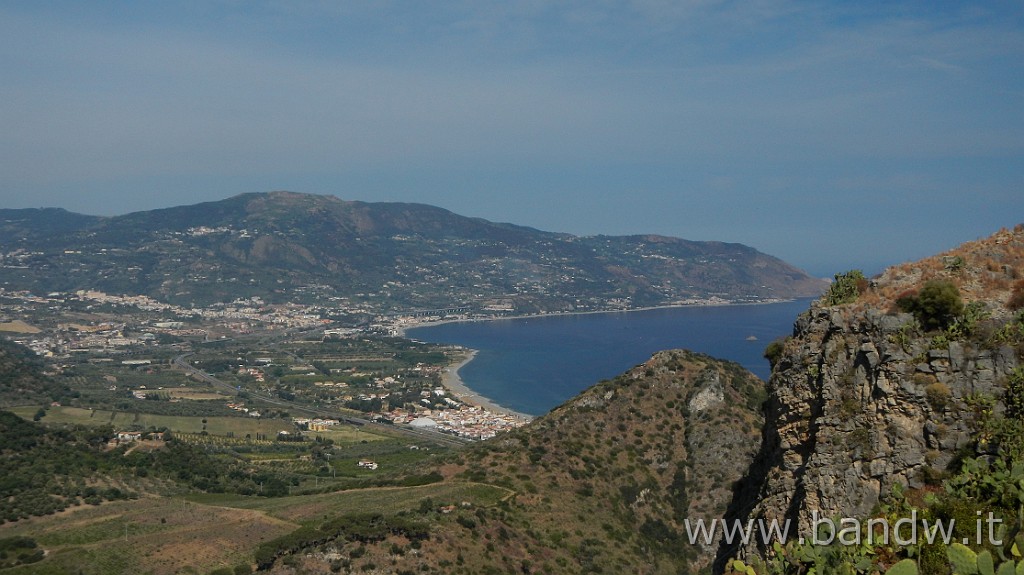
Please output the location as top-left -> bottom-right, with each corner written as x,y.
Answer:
724,225 -> 1024,564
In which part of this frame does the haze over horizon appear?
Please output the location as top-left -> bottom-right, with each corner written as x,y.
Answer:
2,1 -> 1022,278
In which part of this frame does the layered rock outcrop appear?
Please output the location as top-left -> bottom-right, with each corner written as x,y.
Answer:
722,225 -> 1024,565
745,307 -> 1016,544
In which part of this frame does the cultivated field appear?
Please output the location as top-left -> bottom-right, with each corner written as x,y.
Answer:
10,406 -> 295,437
163,387 -> 230,400
0,320 -> 41,333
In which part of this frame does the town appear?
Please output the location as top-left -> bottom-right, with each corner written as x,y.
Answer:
0,286 -> 531,443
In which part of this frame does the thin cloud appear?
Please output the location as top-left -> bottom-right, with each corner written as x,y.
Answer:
0,1 -> 1020,274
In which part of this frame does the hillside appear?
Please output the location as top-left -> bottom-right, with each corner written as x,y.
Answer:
260,350 -> 767,574
262,225 -> 1024,575
4,226 -> 1024,574
0,338 -> 70,408
0,191 -> 825,312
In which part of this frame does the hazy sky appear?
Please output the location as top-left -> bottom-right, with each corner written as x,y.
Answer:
1,1 -> 1022,276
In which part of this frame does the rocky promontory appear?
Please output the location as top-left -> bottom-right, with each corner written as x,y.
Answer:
724,225 -> 1024,565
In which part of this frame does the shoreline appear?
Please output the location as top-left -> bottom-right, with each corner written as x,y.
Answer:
440,349 -> 534,421
398,297 -> 804,338
407,297 -> 811,423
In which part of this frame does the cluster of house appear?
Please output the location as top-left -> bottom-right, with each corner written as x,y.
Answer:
438,501 -> 474,514
113,430 -> 165,444
292,417 -> 340,431
225,402 -> 261,418
131,387 -> 153,399
237,367 -> 266,382
0,288 -> 371,360
357,460 -> 379,470
381,404 -> 527,440
71,290 -> 326,331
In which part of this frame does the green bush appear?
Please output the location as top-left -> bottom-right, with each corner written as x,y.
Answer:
763,337 -> 789,369
825,270 -> 867,305
896,279 -> 964,331
1004,368 -> 1024,420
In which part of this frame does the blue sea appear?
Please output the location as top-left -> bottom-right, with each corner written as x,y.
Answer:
406,299 -> 812,416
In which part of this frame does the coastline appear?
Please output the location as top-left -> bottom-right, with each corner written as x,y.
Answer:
440,349 -> 533,421
406,298 -> 811,421
398,298 -> 802,338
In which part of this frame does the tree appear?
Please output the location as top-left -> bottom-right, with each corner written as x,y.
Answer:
897,280 -> 964,331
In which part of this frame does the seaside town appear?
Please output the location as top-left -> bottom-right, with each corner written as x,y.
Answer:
377,401 -> 528,440
0,282 -> 776,444
0,286 -> 532,441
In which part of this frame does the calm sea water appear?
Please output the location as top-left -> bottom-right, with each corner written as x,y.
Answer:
407,299 -> 812,416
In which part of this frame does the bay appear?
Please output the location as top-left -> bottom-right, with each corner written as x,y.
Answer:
406,299 -> 812,416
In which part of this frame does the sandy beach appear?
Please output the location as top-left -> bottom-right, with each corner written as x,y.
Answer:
441,349 -> 533,422
409,299 -> 799,421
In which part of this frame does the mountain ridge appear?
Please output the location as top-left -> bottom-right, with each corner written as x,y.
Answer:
0,191 -> 826,313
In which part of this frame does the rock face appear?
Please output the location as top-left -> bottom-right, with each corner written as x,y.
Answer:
725,302 -> 1019,562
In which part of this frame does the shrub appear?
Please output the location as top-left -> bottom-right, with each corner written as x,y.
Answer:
913,373 -> 936,387
944,302 -> 986,340
896,280 -> 964,331
944,255 -> 966,271
763,337 -> 789,369
1008,280 -> 1024,311
925,382 -> 952,412
1005,368 -> 1024,420
825,270 -> 867,305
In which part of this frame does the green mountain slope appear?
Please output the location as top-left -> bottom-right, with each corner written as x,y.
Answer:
257,350 -> 767,574
0,338 -> 70,408
0,191 -> 825,311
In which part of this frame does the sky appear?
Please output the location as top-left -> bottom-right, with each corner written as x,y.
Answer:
1,1 -> 1022,277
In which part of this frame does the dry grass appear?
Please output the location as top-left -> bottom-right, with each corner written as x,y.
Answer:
0,496 -> 296,574
850,225 -> 1024,317
0,320 -> 41,333
199,481 -> 513,524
